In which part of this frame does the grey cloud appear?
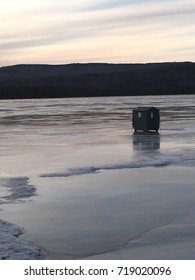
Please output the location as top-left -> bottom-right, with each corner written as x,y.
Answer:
73,0 -> 177,12
63,4 -> 195,35
0,25 -> 101,52
0,35 -> 76,51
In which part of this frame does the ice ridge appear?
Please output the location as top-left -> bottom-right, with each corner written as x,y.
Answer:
0,219 -> 43,260
0,177 -> 45,259
40,154 -> 186,178
0,176 -> 36,203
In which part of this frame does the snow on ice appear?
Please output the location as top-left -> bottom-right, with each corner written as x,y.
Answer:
0,177 -> 44,260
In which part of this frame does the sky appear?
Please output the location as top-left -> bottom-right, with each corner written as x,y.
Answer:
1,0 -> 195,66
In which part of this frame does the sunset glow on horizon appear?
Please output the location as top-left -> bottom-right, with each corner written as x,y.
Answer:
1,0 -> 195,66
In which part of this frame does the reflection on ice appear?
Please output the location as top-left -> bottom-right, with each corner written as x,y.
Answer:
133,133 -> 160,153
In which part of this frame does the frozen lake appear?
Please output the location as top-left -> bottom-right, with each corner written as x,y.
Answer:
0,95 -> 195,259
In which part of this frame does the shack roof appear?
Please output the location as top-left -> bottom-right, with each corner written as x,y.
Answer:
133,107 -> 159,112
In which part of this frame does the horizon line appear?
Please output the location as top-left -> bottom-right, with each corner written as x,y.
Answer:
1,60 -> 194,68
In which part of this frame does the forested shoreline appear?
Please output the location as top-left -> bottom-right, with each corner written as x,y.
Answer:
0,62 -> 195,99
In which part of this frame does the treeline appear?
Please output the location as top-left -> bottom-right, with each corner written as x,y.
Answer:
0,62 -> 195,99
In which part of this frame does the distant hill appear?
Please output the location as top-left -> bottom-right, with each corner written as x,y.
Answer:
0,62 -> 195,99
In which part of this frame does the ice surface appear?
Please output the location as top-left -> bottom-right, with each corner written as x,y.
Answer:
0,95 -> 195,259
83,210 -> 195,260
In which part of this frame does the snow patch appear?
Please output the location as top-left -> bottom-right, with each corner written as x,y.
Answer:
0,219 -> 43,260
0,177 -> 36,203
0,177 -> 45,259
40,154 -> 186,178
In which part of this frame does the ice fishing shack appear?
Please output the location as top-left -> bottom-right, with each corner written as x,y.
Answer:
132,107 -> 160,133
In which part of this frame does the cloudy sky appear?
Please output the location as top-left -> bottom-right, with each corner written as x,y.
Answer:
1,0 -> 195,66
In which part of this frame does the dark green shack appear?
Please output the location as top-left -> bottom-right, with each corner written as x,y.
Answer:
132,107 -> 160,132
